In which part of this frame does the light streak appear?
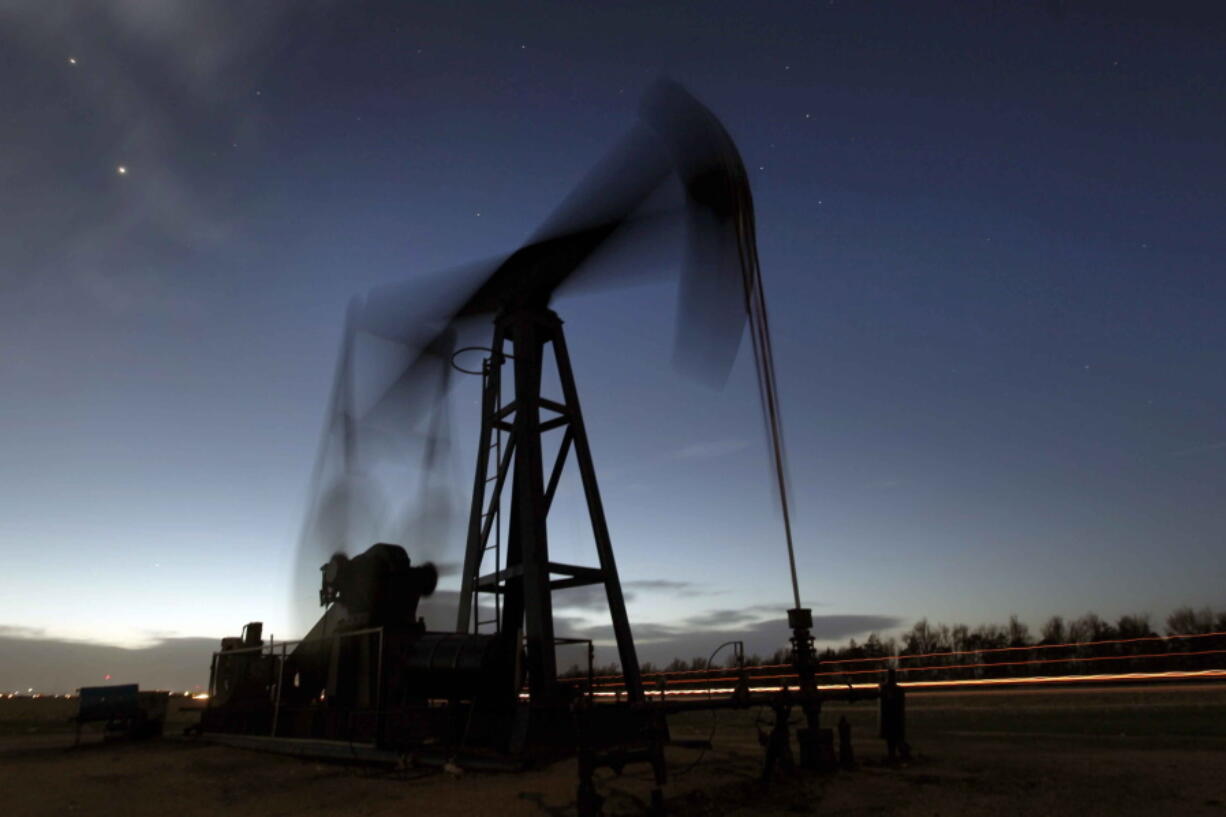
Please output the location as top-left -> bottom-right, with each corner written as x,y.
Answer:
577,669 -> 1226,698
583,630 -> 1226,682
584,650 -> 1226,691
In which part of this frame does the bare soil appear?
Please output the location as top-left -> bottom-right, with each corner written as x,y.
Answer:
3,684 -> 1225,816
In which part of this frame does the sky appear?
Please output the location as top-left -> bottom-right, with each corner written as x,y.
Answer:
2,0 -> 1225,692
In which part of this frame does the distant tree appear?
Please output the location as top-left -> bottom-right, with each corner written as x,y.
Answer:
1167,606 -> 1215,636
950,624 -> 970,653
973,624 -> 1008,650
864,633 -> 889,659
1165,607 -> 1222,671
648,605 -> 1217,684
903,619 -> 943,655
1040,615 -> 1067,644
1007,615 -> 1032,647
1069,612 -> 1115,642
1115,614 -> 1156,640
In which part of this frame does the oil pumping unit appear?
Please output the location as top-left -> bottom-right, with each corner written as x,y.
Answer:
201,80 -> 907,807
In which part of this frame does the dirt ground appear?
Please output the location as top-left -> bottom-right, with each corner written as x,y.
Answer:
3,684 -> 1225,816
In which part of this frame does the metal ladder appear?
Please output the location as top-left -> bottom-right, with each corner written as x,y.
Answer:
473,355 -> 502,635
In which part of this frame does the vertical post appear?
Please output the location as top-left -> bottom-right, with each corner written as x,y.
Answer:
271,645 -> 285,737
457,328 -> 505,633
587,642 -> 595,701
504,311 -> 558,702
551,323 -> 643,702
374,629 -> 384,747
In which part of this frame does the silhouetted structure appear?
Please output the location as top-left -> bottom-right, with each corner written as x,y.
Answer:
201,81 -> 909,810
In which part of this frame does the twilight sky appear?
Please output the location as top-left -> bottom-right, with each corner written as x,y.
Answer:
2,1 -> 1224,690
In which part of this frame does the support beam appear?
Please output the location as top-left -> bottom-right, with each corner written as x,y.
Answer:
457,308 -> 642,707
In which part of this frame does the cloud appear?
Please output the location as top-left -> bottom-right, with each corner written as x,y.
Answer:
552,584 -> 621,612
0,628 -> 218,693
623,579 -> 709,596
547,578 -> 715,613
682,608 -> 761,628
3,605 -> 906,693
561,610 -> 906,667
0,625 -> 48,640
0,1 -> 319,317
595,438 -> 754,488
674,438 -> 750,460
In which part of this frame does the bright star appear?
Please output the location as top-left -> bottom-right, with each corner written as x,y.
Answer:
68,57 -> 77,65
116,165 -> 127,175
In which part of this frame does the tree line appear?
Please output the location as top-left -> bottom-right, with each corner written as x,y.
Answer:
561,606 -> 1226,681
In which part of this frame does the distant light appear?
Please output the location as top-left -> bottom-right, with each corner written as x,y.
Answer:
104,674 -> 112,680
116,166 -> 127,175
192,693 -> 209,700
68,57 -> 78,65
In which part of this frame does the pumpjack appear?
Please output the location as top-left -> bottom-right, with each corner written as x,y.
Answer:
201,80 -> 907,808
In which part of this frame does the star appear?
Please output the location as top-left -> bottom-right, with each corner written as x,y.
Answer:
68,57 -> 77,65
116,165 -> 127,175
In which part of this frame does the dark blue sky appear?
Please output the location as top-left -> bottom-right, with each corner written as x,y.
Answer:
2,1 -> 1224,677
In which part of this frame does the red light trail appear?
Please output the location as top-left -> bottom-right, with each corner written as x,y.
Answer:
581,629 -> 1226,683
574,630 -> 1226,695
580,669 -> 1226,698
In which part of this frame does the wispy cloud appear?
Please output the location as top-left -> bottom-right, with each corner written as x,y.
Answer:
572,611 -> 905,665
1,1 -> 317,317
0,624 -> 47,640
2,604 -> 906,692
550,578 -> 713,613
682,608 -> 760,628
674,438 -> 750,460
623,579 -> 710,596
